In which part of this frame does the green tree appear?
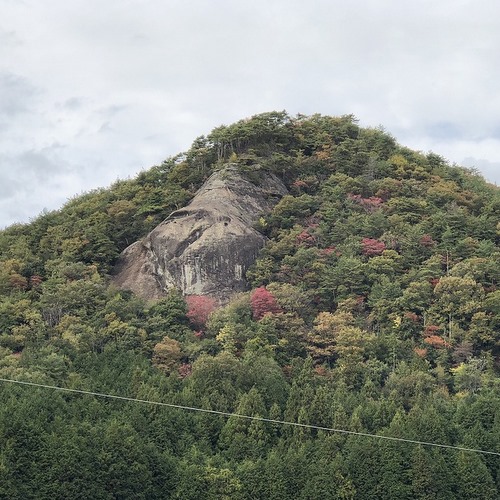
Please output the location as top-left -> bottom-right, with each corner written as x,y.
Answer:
455,451 -> 498,499
218,387 -> 270,460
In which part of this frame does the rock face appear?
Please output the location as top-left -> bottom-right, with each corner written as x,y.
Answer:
112,165 -> 287,302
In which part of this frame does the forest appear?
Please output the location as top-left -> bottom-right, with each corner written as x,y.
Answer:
0,111 -> 499,499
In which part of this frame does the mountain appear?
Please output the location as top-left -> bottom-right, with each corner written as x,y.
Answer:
0,111 -> 499,498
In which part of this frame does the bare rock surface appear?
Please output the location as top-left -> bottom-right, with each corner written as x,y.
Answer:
112,165 -> 287,301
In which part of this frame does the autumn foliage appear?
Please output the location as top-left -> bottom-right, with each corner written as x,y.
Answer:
423,324 -> 450,349
361,238 -> 386,256
296,229 -> 317,247
185,295 -> 217,330
423,335 -> 450,348
419,234 -> 435,247
348,194 -> 384,213
251,286 -> 282,320
414,347 -> 428,358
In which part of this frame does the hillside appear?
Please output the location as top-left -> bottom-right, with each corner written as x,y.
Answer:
0,112 -> 499,498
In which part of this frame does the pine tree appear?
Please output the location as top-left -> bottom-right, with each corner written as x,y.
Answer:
455,451 -> 498,499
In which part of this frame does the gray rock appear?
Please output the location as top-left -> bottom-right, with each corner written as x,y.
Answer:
112,165 -> 287,302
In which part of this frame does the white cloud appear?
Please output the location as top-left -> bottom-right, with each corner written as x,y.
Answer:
1,0 -> 499,227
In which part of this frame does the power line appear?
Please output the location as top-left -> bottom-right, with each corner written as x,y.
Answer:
0,376 -> 499,457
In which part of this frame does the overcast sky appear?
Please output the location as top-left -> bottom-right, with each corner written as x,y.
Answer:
1,0 -> 499,228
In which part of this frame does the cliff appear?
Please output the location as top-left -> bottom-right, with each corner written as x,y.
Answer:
111,165 -> 287,301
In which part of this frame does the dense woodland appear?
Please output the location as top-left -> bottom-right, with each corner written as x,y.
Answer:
0,112 -> 499,499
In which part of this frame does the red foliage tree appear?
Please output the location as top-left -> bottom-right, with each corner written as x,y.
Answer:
362,196 -> 384,211
429,278 -> 440,288
414,347 -> 428,358
361,238 -> 386,256
320,246 -> 336,256
404,312 -> 419,323
177,363 -> 192,379
348,194 -> 384,213
423,335 -> 450,348
424,324 -> 441,336
296,229 -> 316,247
185,295 -> 217,331
419,234 -> 435,247
251,287 -> 282,320
291,179 -> 308,194
422,324 -> 449,349
29,274 -> 43,288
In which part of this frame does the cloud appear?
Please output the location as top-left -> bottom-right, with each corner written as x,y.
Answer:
0,28 -> 21,48
59,97 -> 85,110
462,157 -> 500,185
0,0 -> 499,227
0,147 -> 76,226
0,72 -> 39,120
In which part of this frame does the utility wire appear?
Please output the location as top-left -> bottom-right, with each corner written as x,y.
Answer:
0,376 -> 499,457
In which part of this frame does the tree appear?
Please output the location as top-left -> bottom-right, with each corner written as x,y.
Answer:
307,310 -> 371,376
301,458 -> 356,499
186,352 -> 242,407
399,280 -> 433,316
251,287 -> 282,320
410,447 -> 454,500
361,238 -> 386,256
455,451 -> 497,499
218,387 -> 270,460
186,295 -> 217,331
306,311 -> 342,363
433,276 -> 484,339
145,290 -> 190,342
266,282 -> 314,320
152,336 -> 183,375
451,358 -> 487,393
203,466 -> 242,500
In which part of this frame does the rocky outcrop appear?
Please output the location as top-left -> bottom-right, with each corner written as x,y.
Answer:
112,165 -> 287,302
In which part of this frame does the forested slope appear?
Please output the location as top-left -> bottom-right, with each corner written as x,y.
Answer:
0,112 -> 499,499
